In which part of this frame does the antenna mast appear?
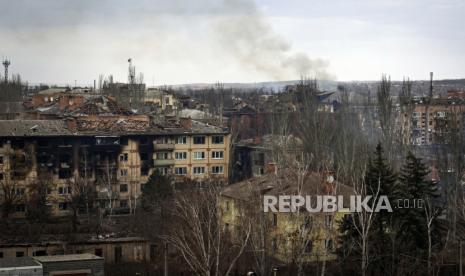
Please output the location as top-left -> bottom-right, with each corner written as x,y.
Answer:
2,58 -> 10,83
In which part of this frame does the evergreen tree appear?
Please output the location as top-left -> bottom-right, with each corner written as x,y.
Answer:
339,144 -> 397,275
395,151 -> 440,254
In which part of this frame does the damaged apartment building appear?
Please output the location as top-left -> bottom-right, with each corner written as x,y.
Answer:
0,90 -> 230,218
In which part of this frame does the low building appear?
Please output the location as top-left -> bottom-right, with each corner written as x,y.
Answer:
0,235 -> 151,265
0,257 -> 42,276
35,254 -> 104,276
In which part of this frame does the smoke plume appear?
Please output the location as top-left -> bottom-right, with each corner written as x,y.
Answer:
213,0 -> 334,80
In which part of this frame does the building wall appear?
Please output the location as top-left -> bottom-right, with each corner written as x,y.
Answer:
41,259 -> 104,276
0,267 -> 42,276
0,240 -> 150,265
219,195 -> 348,263
154,134 -> 230,183
0,132 -> 230,218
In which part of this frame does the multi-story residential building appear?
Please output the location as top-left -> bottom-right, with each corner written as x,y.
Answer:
0,116 -> 230,218
219,170 -> 353,263
400,91 -> 465,145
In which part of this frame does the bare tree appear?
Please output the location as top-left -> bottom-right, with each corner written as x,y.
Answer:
162,183 -> 251,276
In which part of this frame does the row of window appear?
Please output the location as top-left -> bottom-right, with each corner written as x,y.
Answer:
156,135 -> 224,145
174,166 -> 224,175
172,151 -> 224,160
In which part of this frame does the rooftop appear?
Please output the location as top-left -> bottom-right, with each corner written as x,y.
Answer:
0,257 -> 41,269
34,254 -> 102,263
222,170 -> 354,201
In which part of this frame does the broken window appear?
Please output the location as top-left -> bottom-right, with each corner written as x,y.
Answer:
140,152 -> 148,161
95,248 -> 103,257
193,136 -> 205,144
59,169 -> 72,179
120,200 -> 128,208
120,169 -> 128,176
140,137 -> 149,145
59,202 -> 68,210
120,153 -> 128,162
115,246 -> 123,263
141,166 -> 149,176
212,135 -> 224,144
15,204 -> 25,212
120,184 -> 128,193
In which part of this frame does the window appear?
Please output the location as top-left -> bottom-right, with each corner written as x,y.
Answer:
193,167 -> 205,174
212,151 -> 224,159
141,167 -> 149,176
120,169 -> 128,176
0,155 -> 3,164
156,152 -> 170,160
225,200 -> 230,211
33,250 -> 47,256
59,202 -> 68,210
193,136 -> 205,144
120,137 -> 128,145
120,200 -> 128,208
212,135 -> 224,144
120,153 -> 128,162
15,204 -> 25,213
15,188 -> 25,196
115,246 -> 122,263
212,166 -> 224,174
140,137 -> 149,145
120,184 -> 128,193
193,151 -> 205,160
176,136 -> 187,144
325,239 -> 333,251
304,241 -> 313,254
156,167 -> 169,176
58,187 -> 71,195
95,248 -> 103,257
325,215 -> 332,228
16,251 -> 24,257
150,245 -> 157,261
0,173 -> 3,180
175,152 -> 187,160
58,169 -> 71,179
175,167 -> 187,175
0,252 -> 3,258
271,237 -> 277,253
273,213 -> 278,227
140,152 -> 148,161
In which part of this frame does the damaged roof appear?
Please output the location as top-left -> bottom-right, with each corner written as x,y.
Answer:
222,170 -> 353,201
0,120 -> 73,137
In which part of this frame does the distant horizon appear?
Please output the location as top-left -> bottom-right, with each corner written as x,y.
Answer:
23,76 -> 465,89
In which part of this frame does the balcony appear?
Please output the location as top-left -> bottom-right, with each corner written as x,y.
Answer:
154,159 -> 175,166
153,143 -> 175,151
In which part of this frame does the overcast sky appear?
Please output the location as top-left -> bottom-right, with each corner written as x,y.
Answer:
0,0 -> 464,85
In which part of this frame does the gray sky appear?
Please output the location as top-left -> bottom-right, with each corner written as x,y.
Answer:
1,0 -> 464,85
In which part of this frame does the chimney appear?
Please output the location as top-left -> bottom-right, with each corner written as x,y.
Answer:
429,72 -> 433,99
180,117 -> 192,129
